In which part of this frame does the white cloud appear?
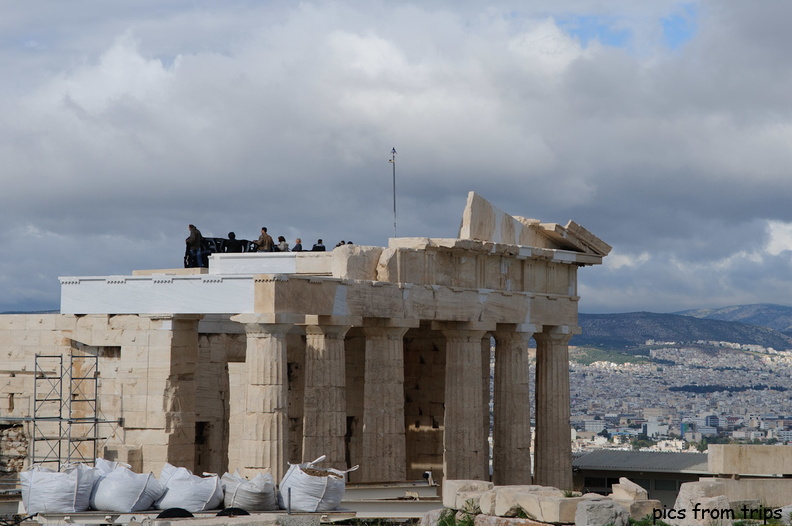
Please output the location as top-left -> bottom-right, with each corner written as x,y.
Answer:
604,251 -> 650,270
766,220 -> 792,256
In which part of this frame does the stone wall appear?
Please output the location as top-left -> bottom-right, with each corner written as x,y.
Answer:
195,332 -> 242,474
0,424 -> 28,474
0,313 -> 204,475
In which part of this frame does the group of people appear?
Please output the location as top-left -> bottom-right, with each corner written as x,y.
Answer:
185,224 -> 341,268
252,227 -> 330,253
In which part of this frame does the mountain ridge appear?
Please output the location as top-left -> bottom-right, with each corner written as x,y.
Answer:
576,304 -> 792,351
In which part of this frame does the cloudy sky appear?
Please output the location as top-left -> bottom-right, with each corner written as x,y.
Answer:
2,1 -> 792,314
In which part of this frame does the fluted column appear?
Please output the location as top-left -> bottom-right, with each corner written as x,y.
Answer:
534,328 -> 575,489
231,313 -> 302,482
434,321 -> 495,481
492,324 -> 536,485
301,315 -> 360,468
360,318 -> 417,482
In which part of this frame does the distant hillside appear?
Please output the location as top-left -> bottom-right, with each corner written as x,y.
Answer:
575,311 -> 792,351
676,303 -> 792,336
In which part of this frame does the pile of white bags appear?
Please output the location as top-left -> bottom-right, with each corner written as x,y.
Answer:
221,471 -> 278,511
21,463 -> 96,514
155,463 -> 224,513
90,459 -> 165,513
20,454 -> 356,515
277,456 -> 358,512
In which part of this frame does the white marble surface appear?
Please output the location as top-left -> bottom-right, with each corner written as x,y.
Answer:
208,252 -> 333,275
60,274 -> 255,314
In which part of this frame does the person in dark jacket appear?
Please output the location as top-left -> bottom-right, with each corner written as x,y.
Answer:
292,238 -> 303,252
185,224 -> 205,267
224,232 -> 244,253
311,239 -> 326,251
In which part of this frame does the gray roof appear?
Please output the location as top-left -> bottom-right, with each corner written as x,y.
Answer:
572,450 -> 710,474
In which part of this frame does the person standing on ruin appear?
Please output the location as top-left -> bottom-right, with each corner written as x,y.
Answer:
254,227 -> 274,252
292,238 -> 303,252
224,232 -> 244,253
185,224 -> 205,267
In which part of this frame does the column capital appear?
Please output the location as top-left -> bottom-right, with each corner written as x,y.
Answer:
534,326 -> 580,343
231,313 -> 306,325
302,315 -> 360,339
231,313 -> 304,337
494,323 -> 541,336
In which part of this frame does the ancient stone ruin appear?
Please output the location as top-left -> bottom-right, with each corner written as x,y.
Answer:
0,192 -> 610,487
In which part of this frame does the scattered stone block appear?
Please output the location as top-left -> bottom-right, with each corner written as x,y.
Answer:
673,480 -> 727,511
537,496 -> 589,523
457,491 -> 486,513
611,499 -> 662,520
575,499 -> 629,526
443,480 -> 495,509
610,478 -> 648,502
420,508 -> 446,526
669,480 -> 729,526
513,489 -> 565,520
778,504 -> 792,526
668,494 -> 732,526
479,488 -> 498,516
730,500 -> 761,514
496,486 -> 560,518
474,515 -> 546,526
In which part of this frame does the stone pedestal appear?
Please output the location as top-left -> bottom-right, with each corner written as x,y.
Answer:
436,322 -> 494,481
301,316 -> 359,468
360,319 -> 416,481
492,325 -> 535,485
533,329 -> 573,489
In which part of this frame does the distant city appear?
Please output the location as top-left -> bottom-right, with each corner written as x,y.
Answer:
535,340 -> 792,453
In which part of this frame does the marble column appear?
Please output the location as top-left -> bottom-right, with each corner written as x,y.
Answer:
231,313 -> 302,482
492,324 -> 536,485
301,315 -> 360,468
360,318 -> 418,482
434,321 -> 495,481
533,328 -> 574,489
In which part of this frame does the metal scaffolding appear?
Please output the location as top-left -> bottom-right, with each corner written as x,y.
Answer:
31,353 -> 101,469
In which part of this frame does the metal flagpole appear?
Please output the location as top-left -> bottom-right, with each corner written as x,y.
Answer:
389,147 -> 397,238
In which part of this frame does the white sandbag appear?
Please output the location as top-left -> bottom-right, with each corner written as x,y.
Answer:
21,463 -> 96,514
155,463 -> 223,512
221,471 -> 278,511
277,456 -> 358,512
91,466 -> 164,512
94,457 -> 126,475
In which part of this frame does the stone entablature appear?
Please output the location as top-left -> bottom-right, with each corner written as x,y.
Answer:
60,236 -> 597,317
254,274 -> 578,329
